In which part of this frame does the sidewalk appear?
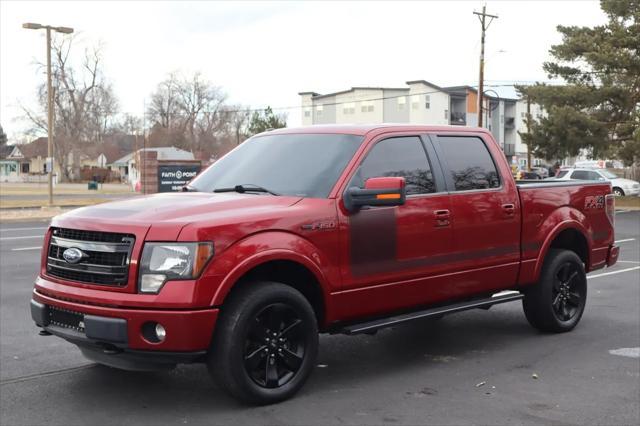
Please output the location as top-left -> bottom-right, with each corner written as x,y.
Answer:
0,182 -> 133,196
0,182 -> 136,210
0,206 -> 75,222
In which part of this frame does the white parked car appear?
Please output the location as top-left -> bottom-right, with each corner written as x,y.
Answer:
554,168 -> 640,196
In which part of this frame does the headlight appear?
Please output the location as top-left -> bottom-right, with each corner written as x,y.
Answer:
139,242 -> 214,293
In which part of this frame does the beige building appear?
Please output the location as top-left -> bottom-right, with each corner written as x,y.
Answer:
299,81 -> 542,168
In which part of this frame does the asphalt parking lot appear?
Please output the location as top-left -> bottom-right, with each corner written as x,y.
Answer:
1,212 -> 638,426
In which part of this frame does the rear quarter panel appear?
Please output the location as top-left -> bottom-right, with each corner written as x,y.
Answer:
518,182 -> 613,285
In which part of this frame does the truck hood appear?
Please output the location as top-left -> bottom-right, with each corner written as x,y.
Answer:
54,192 -> 303,238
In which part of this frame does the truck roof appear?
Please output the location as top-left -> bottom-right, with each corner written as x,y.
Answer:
264,124 -> 492,137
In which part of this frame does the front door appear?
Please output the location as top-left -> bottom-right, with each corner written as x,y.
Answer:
335,134 -> 457,320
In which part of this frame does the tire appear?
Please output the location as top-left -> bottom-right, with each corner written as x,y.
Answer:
613,187 -> 625,197
208,281 -> 319,405
522,249 -> 587,333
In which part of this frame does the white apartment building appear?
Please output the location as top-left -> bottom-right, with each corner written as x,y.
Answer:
300,81 -> 543,167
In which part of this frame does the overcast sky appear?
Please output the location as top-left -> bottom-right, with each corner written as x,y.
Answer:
1,0 -> 605,141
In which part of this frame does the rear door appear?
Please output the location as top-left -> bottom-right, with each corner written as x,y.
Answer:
431,133 -> 521,295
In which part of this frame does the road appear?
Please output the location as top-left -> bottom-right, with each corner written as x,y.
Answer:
1,213 -> 638,425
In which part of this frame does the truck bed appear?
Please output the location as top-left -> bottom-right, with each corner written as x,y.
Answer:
516,179 -> 614,285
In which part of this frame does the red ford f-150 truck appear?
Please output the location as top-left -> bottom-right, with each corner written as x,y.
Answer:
31,125 -> 619,404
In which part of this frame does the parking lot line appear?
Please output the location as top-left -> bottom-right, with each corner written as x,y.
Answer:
615,238 -> 636,243
588,266 -> 640,279
0,235 -> 44,241
11,246 -> 42,251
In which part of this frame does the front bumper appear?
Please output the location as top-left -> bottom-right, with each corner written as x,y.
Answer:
31,291 -> 219,370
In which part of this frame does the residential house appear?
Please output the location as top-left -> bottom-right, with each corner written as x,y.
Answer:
13,137 -> 63,181
0,144 -> 20,182
1,134 -> 138,182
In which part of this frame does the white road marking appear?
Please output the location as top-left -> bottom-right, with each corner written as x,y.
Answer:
609,348 -> 640,359
11,246 -> 42,251
617,260 -> 640,264
588,266 -> 640,279
0,227 -> 48,232
0,235 -> 44,241
615,238 -> 636,244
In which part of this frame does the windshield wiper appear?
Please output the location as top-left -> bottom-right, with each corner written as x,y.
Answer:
213,184 -> 280,196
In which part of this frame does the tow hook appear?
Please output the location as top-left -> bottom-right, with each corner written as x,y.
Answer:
100,343 -> 123,355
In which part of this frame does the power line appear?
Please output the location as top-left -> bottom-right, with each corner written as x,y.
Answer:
108,83 -> 535,118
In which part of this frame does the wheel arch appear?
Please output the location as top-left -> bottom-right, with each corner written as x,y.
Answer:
211,248 -> 331,328
612,186 -> 624,196
534,222 -> 591,281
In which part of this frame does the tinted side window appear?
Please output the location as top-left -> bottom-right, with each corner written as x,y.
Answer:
438,136 -> 500,191
588,171 -> 603,180
571,170 -> 590,180
555,170 -> 569,178
354,136 -> 435,195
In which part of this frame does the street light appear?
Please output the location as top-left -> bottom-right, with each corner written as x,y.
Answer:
22,22 -> 74,206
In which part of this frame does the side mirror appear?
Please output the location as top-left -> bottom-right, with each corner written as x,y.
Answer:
343,177 -> 406,212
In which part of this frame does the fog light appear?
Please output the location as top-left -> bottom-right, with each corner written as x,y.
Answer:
141,321 -> 166,343
155,323 -> 166,341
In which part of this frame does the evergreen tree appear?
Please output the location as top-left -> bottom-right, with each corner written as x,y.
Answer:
0,124 -> 7,146
247,107 -> 286,136
517,0 -> 639,165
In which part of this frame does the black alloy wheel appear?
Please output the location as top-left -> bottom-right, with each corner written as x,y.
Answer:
523,249 -> 587,332
208,281 -> 318,405
551,261 -> 584,322
244,303 -> 306,389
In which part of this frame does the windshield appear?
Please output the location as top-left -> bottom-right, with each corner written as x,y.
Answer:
188,133 -> 364,198
600,170 -> 618,179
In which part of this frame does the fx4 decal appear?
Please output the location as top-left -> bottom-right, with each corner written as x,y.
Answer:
585,195 -> 605,209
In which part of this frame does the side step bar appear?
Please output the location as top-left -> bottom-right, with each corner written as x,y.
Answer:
340,292 -> 524,335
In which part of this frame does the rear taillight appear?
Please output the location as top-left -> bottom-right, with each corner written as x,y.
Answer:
606,193 -> 615,228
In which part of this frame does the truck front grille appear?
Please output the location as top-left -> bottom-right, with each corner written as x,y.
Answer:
46,228 -> 135,287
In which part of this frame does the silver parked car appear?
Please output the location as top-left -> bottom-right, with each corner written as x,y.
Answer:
554,168 -> 640,196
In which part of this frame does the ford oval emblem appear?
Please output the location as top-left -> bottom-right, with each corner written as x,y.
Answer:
62,247 -> 84,264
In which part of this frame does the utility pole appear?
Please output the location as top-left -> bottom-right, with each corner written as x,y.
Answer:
526,95 -> 532,171
474,5 -> 498,128
46,27 -> 53,205
23,23 -> 74,206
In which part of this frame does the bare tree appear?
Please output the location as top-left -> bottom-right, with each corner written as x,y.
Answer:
111,113 -> 143,136
21,35 -> 119,180
148,72 -> 179,129
228,106 -> 251,146
148,72 -> 232,153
